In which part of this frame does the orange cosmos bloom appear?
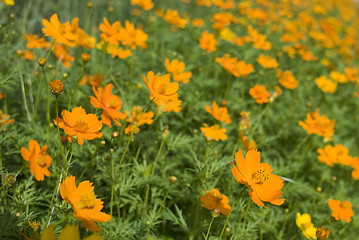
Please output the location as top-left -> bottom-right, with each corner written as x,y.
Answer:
345,67 -> 358,83
298,109 -> 335,140
143,71 -> 179,107
205,101 -> 231,124
276,69 -> 299,89
80,74 -> 103,87
99,18 -> 122,45
0,109 -> 14,130
317,144 -> 352,167
212,12 -> 238,30
200,123 -> 227,141
21,140 -> 52,181
192,18 -> 204,27
231,149 -> 285,208
351,157 -> 359,180
54,106 -> 103,145
42,13 -> 76,47
68,18 -> 95,49
22,50 -> 36,60
53,44 -> 74,67
328,199 -> 353,223
163,98 -> 182,113
164,58 -> 192,84
249,84 -> 271,104
163,9 -> 187,28
199,31 -> 217,53
130,0 -> 153,11
120,21 -> 148,49
24,34 -> 51,49
60,176 -> 112,231
90,83 -> 126,128
106,45 -> 132,59
330,71 -> 349,84
200,189 -> 231,215
125,106 -> 154,135
216,54 -> 253,77
315,76 -> 337,93
256,54 -> 279,69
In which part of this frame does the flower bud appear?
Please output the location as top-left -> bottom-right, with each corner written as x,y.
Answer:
47,64 -> 53,70
99,140 -> 106,147
71,135 -> 78,143
63,73 -> 68,79
169,176 -> 177,184
38,57 -> 46,67
49,80 -> 64,96
316,187 -> 322,192
225,227 -> 231,235
162,128 -> 170,139
111,131 -> 119,138
109,148 -> 114,154
81,53 -> 91,63
87,2 -> 93,9
3,173 -> 16,187
212,208 -> 221,217
316,226 -> 331,240
15,212 -> 21,217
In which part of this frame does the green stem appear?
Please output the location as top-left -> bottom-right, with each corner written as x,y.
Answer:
41,67 -> 50,127
219,186 -> 246,240
205,216 -> 215,240
240,198 -> 252,234
53,212 -> 72,226
249,102 -> 272,138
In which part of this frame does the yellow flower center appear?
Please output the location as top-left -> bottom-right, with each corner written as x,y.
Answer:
78,191 -> 96,209
74,116 -> 89,131
107,97 -> 119,108
252,168 -> 269,184
36,156 -> 47,167
341,201 -> 350,209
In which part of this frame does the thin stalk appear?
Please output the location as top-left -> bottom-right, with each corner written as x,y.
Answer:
41,67 -> 50,126
240,199 -> 252,234
53,212 -> 72,226
219,186 -> 247,240
249,102 -> 272,138
205,216 -> 215,240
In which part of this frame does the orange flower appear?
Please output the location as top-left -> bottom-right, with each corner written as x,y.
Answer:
54,106 -> 103,145
130,0 -> 153,10
143,71 -> 179,107
200,189 -> 231,215
240,131 -> 256,152
68,18 -> 95,49
22,50 -> 36,60
231,149 -> 285,208
330,71 -> 349,84
124,106 -> 154,135
106,45 -> 132,59
276,69 -> 298,89
49,80 -> 64,96
164,58 -> 192,84
351,157 -> 359,180
24,34 -> 51,49
200,123 -> 227,141
328,199 -> 353,223
345,67 -> 358,83
90,83 -> 126,128
60,176 -> 112,231
249,84 -> 270,104
21,140 -> 52,181
315,76 -> 337,93
120,21 -> 148,49
212,12 -> 238,30
317,144 -> 352,167
298,109 -> 335,140
256,54 -> 279,69
163,98 -> 182,112
216,54 -> 253,77
99,18 -> 122,45
53,44 -> 74,67
199,31 -> 217,53
163,9 -> 187,28
79,74 -> 103,87
192,18 -> 204,27
205,101 -> 231,124
42,13 -> 76,47
0,109 -> 14,130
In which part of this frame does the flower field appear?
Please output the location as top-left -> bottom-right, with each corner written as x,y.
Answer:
0,0 -> 359,239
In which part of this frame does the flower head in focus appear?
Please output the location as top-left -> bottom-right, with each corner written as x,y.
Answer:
200,123 -> 227,141
299,109 -> 335,140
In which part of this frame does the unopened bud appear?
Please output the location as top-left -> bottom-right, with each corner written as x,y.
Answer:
316,187 -> 322,192
108,6 -> 114,12
38,57 -> 46,67
16,212 -> 21,217
47,64 -> 53,70
87,2 -> 93,9
111,131 -> 119,138
3,174 -> 16,187
109,148 -> 114,154
63,73 -> 68,79
71,135 -> 78,143
169,176 -> 177,184
162,128 -> 169,139
332,176 -> 337,181
225,227 -> 231,235
99,140 -> 106,147
49,80 -> 64,96
212,208 -> 221,217
81,53 -> 91,63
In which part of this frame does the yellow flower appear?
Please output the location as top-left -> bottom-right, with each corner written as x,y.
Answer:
296,213 -> 317,239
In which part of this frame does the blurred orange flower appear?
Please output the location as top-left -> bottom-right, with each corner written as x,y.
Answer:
143,71 -> 179,107
42,13 -> 76,47
163,9 -> 187,28
315,76 -> 337,93
124,106 -> 154,135
120,21 -> 148,49
351,157 -> 359,180
90,83 -> 126,128
164,58 -> 192,84
53,44 -> 74,67
299,109 -> 335,140
328,199 -> 353,223
330,71 -> 349,84
80,74 -> 103,87
277,70 -> 298,90
21,140 -> 52,181
200,188 -> 231,215
256,54 -> 279,69
192,18 -> 204,27
231,149 -> 285,208
216,54 -> 253,77
130,0 -> 153,10
249,84 -> 270,104
60,176 -> 112,231
199,31 -> 217,53
54,106 -> 103,145
205,101 -> 231,124
99,18 -> 122,45
0,109 -> 14,129
200,123 -> 227,141
24,34 -> 51,49
317,144 -> 352,167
